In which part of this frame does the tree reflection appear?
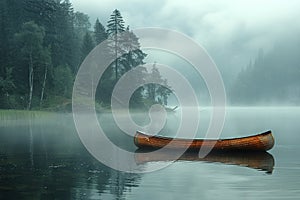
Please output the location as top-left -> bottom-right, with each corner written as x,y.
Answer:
0,116 -> 141,199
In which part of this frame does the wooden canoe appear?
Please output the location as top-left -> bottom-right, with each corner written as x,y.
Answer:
134,130 -> 274,151
135,150 -> 275,174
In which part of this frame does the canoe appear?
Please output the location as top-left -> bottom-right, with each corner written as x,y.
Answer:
135,150 -> 274,174
134,130 -> 274,151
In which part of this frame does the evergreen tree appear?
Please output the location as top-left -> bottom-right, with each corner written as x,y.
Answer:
23,0 -> 58,29
230,43 -> 300,105
96,9 -> 126,106
50,0 -> 77,73
107,9 -> 125,36
53,65 -> 73,98
74,11 -> 91,39
107,9 -> 125,80
0,0 -> 9,79
81,32 -> 95,63
0,0 -> 82,109
145,63 -> 172,106
94,18 -> 107,45
119,27 -> 147,74
119,27 -> 148,107
0,3 -> 175,110
97,16 -> 149,107
73,11 -> 92,70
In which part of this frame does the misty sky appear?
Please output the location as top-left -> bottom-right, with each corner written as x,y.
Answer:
71,0 -> 300,81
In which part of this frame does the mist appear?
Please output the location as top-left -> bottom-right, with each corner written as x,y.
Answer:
71,0 -> 300,106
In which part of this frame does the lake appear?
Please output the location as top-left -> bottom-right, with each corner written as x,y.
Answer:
0,107 -> 300,199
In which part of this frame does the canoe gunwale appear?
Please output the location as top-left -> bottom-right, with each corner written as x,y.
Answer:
135,130 -> 272,142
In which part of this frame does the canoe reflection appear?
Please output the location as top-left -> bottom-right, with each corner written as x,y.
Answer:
135,150 -> 275,174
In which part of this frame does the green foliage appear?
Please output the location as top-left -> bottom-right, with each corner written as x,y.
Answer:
50,0 -> 78,73
81,32 -> 95,63
15,21 -> 45,54
0,0 -> 9,77
0,67 -> 15,94
0,3 -> 172,111
15,21 -> 48,109
94,18 -> 107,45
74,11 -> 91,38
96,13 -> 150,107
144,64 -> 173,106
53,65 -> 73,98
106,9 -> 126,80
107,9 -> 125,35
74,12 -> 92,70
0,67 -> 16,108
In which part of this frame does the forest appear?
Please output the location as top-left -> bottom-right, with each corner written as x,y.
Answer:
229,40 -> 300,105
1,0 -> 299,111
0,0 -> 171,111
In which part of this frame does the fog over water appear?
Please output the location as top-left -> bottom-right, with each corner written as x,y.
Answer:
1,107 -> 300,199
72,0 -> 300,106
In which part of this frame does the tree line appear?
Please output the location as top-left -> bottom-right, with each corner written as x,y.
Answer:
230,41 -> 300,105
0,0 -> 171,110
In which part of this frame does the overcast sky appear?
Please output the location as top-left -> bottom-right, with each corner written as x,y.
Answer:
71,0 -> 300,81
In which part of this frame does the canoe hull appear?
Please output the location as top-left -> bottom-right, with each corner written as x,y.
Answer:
134,130 -> 274,151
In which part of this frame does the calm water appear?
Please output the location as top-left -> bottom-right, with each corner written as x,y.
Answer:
0,107 -> 300,199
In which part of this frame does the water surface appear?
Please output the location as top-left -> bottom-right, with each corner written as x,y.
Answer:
0,107 -> 300,199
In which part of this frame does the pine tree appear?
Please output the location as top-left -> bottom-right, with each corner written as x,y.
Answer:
119,27 -> 147,107
107,9 -> 125,36
0,0 -> 9,78
74,11 -> 91,39
53,65 -> 73,98
81,32 -> 95,63
94,18 -> 107,45
145,63 -> 172,106
107,9 -> 125,80
50,0 -> 77,73
119,27 -> 147,73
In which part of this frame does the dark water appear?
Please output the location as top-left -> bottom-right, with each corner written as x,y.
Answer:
0,107 -> 300,199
